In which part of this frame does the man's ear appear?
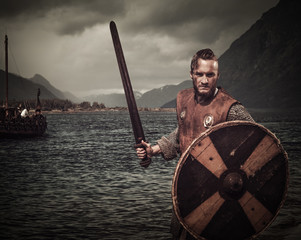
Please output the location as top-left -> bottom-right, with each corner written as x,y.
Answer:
217,72 -> 220,79
190,71 -> 193,79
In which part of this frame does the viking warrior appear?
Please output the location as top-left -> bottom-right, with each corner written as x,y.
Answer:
136,48 -> 254,239
110,22 -> 286,240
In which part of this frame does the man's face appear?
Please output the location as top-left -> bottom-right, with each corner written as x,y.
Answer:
191,59 -> 219,99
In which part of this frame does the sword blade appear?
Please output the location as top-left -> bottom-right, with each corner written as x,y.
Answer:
110,21 -> 145,143
110,21 -> 151,167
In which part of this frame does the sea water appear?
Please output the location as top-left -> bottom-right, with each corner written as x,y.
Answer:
0,111 -> 300,240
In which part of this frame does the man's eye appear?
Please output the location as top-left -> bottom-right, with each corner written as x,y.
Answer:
196,73 -> 203,77
206,73 -> 215,78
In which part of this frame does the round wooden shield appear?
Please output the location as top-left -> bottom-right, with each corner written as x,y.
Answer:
172,121 -> 288,240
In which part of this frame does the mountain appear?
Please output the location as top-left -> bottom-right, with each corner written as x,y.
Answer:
136,81 -> 192,108
218,0 -> 301,108
84,93 -> 127,107
144,0 -> 301,109
30,74 -> 82,103
0,70 -> 58,101
63,91 -> 82,104
0,70 -> 82,103
161,98 -> 177,108
84,91 -> 142,108
84,81 -> 193,108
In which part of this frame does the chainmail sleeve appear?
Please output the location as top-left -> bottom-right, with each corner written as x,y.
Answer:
227,103 -> 254,122
157,127 -> 180,161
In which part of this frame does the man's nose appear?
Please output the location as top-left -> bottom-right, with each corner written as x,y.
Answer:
200,76 -> 208,84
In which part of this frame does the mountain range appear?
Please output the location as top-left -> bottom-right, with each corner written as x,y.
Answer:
0,70 -> 57,102
29,74 -> 81,103
82,81 -> 193,108
1,0 -> 300,109
0,70 -> 80,103
84,91 -> 142,108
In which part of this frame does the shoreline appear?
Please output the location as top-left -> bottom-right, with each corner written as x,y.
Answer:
42,107 -> 176,114
41,107 -> 301,115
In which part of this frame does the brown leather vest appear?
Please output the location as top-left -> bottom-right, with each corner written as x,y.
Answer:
177,87 -> 238,153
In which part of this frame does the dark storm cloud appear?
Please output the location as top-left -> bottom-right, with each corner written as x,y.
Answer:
0,0 -> 126,35
0,0 -> 280,94
123,0 -> 279,43
0,0 -> 58,18
0,0 -> 279,38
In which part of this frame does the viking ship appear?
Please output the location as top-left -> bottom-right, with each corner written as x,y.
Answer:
0,35 -> 47,137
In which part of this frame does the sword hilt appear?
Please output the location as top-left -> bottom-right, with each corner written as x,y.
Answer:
134,138 -> 152,168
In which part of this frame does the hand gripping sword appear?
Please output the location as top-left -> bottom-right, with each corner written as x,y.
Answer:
110,21 -> 151,168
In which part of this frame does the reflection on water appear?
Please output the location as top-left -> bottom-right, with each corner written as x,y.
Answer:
0,111 -> 300,239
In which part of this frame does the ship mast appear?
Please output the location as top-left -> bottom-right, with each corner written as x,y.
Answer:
5,35 -> 8,109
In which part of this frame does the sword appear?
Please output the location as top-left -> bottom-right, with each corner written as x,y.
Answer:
110,21 -> 151,168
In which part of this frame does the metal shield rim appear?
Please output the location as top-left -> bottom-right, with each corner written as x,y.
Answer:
172,120 -> 289,240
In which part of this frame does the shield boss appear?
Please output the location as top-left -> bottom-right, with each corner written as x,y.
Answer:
172,121 -> 288,240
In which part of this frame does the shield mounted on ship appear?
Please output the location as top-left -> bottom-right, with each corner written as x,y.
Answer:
172,121 -> 288,240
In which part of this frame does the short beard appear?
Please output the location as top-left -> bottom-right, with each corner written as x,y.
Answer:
193,85 -> 216,104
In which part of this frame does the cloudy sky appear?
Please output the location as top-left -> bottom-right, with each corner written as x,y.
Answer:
0,0 -> 279,97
